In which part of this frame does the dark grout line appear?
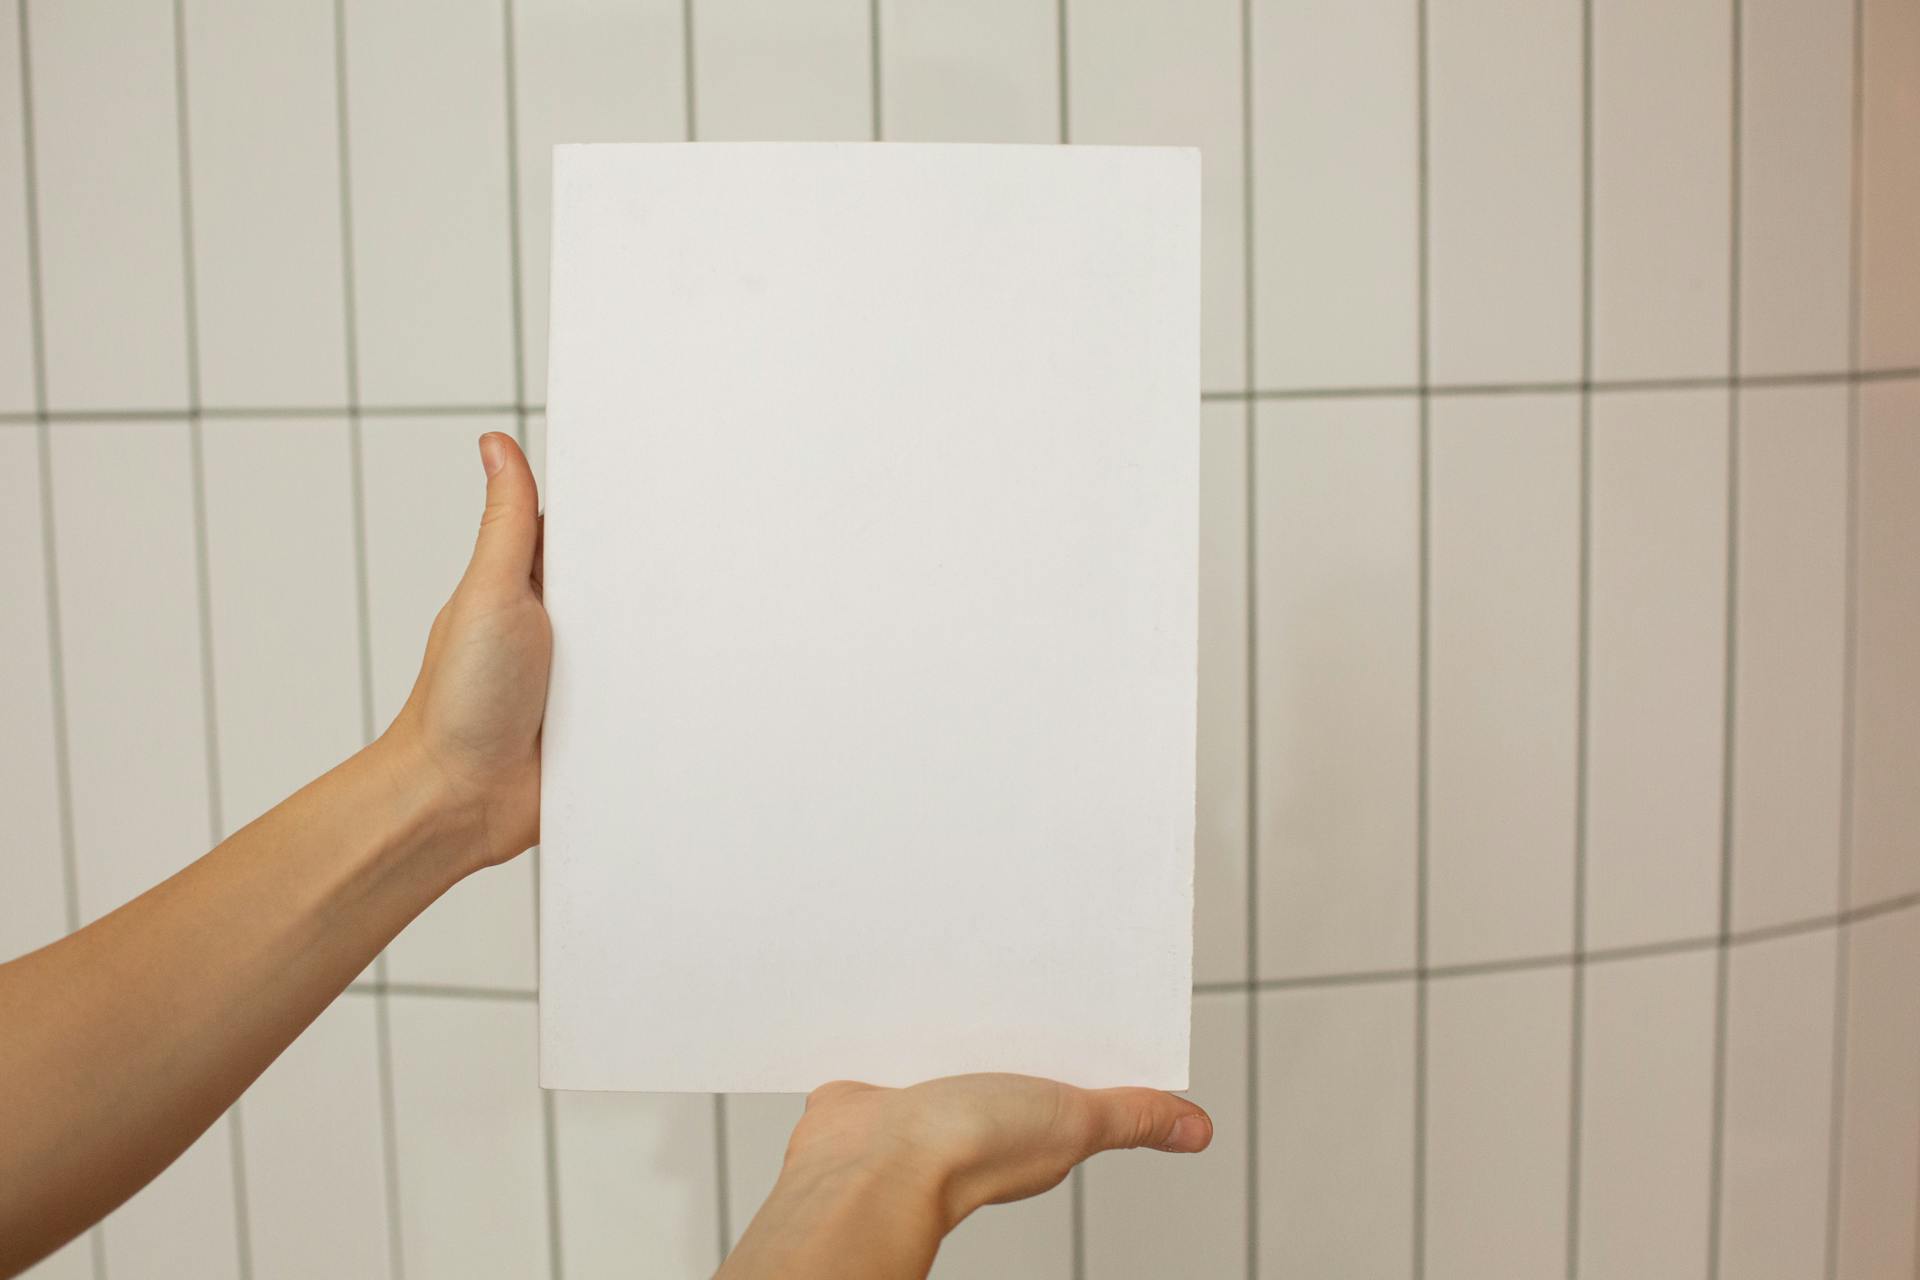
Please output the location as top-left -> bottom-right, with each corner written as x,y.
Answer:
712,1095 -> 733,1264
1566,3 -> 1595,1273
868,0 -> 881,141
1056,0 -> 1069,144
681,0 -> 696,140
1705,5 -> 1743,1274
1238,0 -> 1260,1273
1824,2 -> 1867,1276
1411,0 -> 1432,1273
14,2 -> 99,1271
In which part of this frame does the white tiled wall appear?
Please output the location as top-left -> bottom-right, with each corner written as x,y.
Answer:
4,1 -> 1916,1278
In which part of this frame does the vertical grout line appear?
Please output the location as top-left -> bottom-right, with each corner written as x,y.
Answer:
1705,4 -> 1742,1276
712,1096 -> 733,1263
1239,0 -> 1259,1275
331,4 -> 406,1277
1410,0 -> 1431,1275
868,0 -> 881,141
500,0 -> 528,449
13,3 -> 100,1272
1055,0 -> 1068,144
1566,1 -> 1594,1275
681,0 -> 696,140
170,4 -> 251,1275
1823,0 -> 1866,1274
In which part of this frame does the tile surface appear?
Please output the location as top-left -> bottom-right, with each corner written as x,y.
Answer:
386,995 -> 551,1279
550,1090 -> 720,1278
691,0 -> 872,141
1256,398 -> 1418,979
1859,0 -> 1920,368
181,0 -> 349,408
1738,0 -> 1853,376
1194,404 -> 1249,984
1590,0 -> 1733,380
1069,0 -> 1245,392
1424,968 -> 1571,1280
1426,0 -> 1582,384
512,0 -> 687,404
201,419 -> 365,833
1083,992 -> 1249,1279
1576,949 -> 1717,1280
1717,929 -> 1838,1280
343,0 -> 517,405
879,0 -> 1056,143
1729,386 -> 1847,930
26,0 -> 189,410
48,421 -> 212,922
1250,0 -> 1418,389
1427,395 -> 1579,966
1850,381 -> 1920,907
240,995 -> 394,1279
0,428 -> 66,959
1584,390 -> 1729,950
1257,981 -> 1415,1278
0,0 -> 34,412
1834,911 -> 1920,1280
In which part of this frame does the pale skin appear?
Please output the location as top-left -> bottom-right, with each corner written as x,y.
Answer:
0,433 -> 1212,1279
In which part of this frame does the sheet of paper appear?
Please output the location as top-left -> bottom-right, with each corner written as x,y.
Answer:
539,143 -> 1198,1092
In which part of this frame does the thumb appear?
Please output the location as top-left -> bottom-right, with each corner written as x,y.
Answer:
466,432 -> 540,588
1080,1087 -> 1213,1156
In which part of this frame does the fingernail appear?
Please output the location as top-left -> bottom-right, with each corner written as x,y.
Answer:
1165,1114 -> 1211,1153
479,434 -> 504,477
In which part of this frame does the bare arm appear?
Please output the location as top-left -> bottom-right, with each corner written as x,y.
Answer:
0,433 -> 547,1277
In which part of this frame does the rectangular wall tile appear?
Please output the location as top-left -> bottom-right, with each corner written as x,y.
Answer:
202,419 -> 364,833
513,0 -> 686,404
1257,981 -> 1414,1277
1730,386 -> 1847,930
880,0 -> 1056,143
242,995 -> 393,1279
1069,0 -> 1244,392
1255,399 -> 1418,979
1194,404 -> 1248,984
1834,910 -> 1920,1280
930,1185 -> 1070,1279
0,0 -> 34,411
361,415 -> 536,988
1577,949 -> 1716,1280
101,1119 -> 241,1279
691,0 -> 872,141
551,1091 -> 719,1278
1851,381 -> 1920,907
1738,0 -> 1852,376
1427,0 -> 1582,385
49,421 -> 212,921
1859,0 -> 1920,368
722,1093 -> 804,1250
182,0 -> 348,408
1425,968 -> 1571,1280
0,428 -> 67,959
20,1237 -> 91,1280
27,0 -> 189,410
343,0 -> 516,405
387,995 -> 549,1279
1251,0 -> 1417,390
1590,0 -> 1732,380
1084,992 -> 1248,1279
1428,395 -> 1579,966
1717,928 -> 1838,1280
1585,390 -> 1729,950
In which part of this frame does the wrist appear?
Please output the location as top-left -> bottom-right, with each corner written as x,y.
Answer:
724,1152 -> 948,1279
359,725 -> 490,887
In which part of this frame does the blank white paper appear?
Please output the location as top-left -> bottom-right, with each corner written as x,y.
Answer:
539,143 -> 1198,1092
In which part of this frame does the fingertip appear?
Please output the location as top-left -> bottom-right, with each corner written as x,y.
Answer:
479,432 -> 507,477
1162,1109 -> 1212,1154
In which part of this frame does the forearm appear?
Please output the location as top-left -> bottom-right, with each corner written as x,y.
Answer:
0,730 -> 475,1275
719,1158 -> 948,1280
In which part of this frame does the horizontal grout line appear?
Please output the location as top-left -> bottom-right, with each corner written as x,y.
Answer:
4,365 -> 1917,427
340,890 -> 1920,1009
